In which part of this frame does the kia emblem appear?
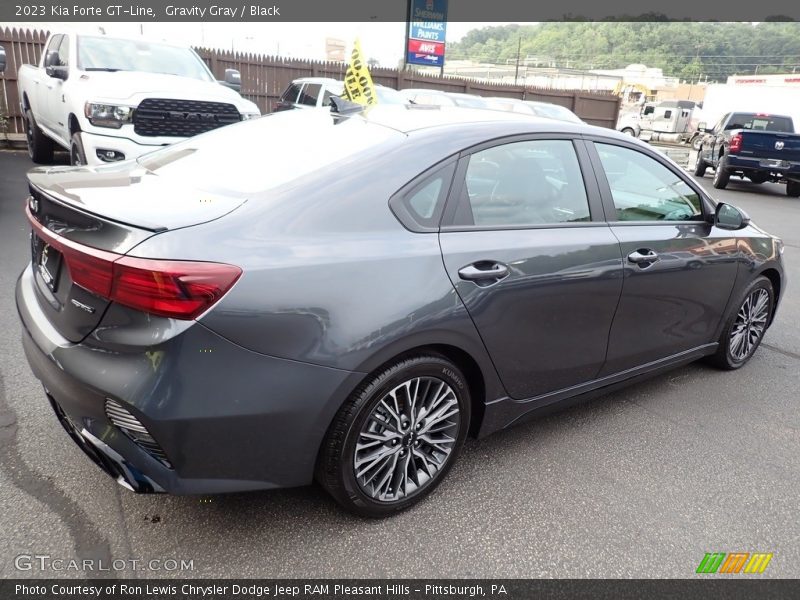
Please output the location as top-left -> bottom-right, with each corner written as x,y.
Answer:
775,141 -> 785,150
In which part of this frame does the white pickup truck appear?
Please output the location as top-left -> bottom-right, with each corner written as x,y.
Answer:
17,32 -> 260,166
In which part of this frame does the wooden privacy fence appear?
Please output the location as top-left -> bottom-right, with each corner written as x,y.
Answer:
0,27 -> 621,140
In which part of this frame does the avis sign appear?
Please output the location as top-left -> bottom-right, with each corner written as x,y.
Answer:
407,0 -> 447,68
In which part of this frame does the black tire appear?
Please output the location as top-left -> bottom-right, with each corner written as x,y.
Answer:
621,127 -> 636,137
693,149 -> 708,177
712,154 -> 730,189
706,276 -> 774,370
748,173 -> 768,184
787,181 -> 800,198
25,108 -> 54,164
70,132 -> 87,166
691,135 -> 702,151
317,354 -> 471,517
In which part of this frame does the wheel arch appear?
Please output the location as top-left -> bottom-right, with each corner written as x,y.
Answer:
759,267 -> 782,325
68,113 -> 81,136
350,342 -> 490,438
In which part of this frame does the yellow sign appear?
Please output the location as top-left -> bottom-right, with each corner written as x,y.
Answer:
341,39 -> 377,106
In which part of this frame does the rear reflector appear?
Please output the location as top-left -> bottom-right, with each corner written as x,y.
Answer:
26,205 -> 242,320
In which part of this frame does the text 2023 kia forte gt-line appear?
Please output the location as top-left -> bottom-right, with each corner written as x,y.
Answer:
17,105 -> 785,516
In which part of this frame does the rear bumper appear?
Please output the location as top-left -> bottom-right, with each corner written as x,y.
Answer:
726,154 -> 800,180
16,264 -> 364,495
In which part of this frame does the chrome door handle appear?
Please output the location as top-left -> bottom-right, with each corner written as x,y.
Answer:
627,250 -> 659,264
458,262 -> 509,282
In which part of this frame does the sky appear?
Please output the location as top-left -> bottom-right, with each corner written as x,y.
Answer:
10,22 -> 524,68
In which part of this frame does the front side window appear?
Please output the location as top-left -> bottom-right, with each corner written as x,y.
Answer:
595,143 -> 703,222
454,139 -> 591,228
298,83 -> 322,107
281,83 -> 302,103
56,35 -> 70,66
44,34 -> 62,65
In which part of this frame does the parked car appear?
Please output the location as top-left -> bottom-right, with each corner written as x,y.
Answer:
17,32 -> 260,166
17,105 -> 784,517
694,112 -> 800,196
399,89 -> 494,110
275,77 -> 408,111
484,97 -> 584,123
523,100 -> 583,124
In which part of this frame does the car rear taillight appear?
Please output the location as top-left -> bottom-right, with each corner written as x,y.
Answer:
111,257 -> 242,319
729,133 -> 743,153
27,206 -> 241,320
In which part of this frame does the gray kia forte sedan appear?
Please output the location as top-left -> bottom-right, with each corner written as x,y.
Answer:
17,105 -> 785,516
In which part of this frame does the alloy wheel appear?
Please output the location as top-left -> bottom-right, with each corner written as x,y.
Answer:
729,288 -> 770,361
353,376 -> 460,503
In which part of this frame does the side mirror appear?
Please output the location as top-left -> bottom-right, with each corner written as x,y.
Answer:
219,68 -> 241,92
44,51 -> 68,80
45,65 -> 68,80
0,46 -> 6,73
715,203 -> 750,230
697,122 -> 707,132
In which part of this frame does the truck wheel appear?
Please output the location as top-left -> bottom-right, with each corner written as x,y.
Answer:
25,109 -> 54,164
70,132 -> 87,166
693,150 -> 708,177
691,135 -> 702,151
787,181 -> 800,198
712,155 -> 730,190
621,127 -> 636,137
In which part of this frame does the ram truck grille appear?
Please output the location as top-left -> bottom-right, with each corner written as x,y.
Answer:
133,98 -> 241,137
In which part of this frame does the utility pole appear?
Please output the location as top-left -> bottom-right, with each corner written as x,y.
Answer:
514,36 -> 521,86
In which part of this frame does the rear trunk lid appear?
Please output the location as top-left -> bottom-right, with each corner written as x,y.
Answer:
25,165 -> 246,342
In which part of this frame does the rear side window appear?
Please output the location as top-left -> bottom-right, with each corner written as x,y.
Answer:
389,162 -> 456,232
298,83 -> 322,107
280,83 -> 301,104
595,143 -> 702,222
453,139 -> 590,228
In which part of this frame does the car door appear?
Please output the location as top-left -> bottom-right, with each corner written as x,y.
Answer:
707,114 -> 729,165
439,136 -> 624,400
586,139 -> 740,376
47,34 -> 71,142
38,34 -> 63,131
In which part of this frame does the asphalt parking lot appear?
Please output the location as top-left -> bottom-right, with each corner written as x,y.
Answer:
0,148 -> 798,579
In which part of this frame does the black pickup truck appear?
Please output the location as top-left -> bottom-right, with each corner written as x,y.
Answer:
693,112 -> 800,197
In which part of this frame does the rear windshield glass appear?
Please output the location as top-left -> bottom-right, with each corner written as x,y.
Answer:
137,111 -> 401,195
728,113 -> 794,133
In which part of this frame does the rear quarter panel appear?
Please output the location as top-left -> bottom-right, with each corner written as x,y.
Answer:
123,126 -> 511,401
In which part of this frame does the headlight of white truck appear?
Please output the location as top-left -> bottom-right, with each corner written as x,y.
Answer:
84,102 -> 134,128
241,112 -> 261,120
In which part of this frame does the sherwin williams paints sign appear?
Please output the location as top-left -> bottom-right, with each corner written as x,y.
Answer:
406,0 -> 447,68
